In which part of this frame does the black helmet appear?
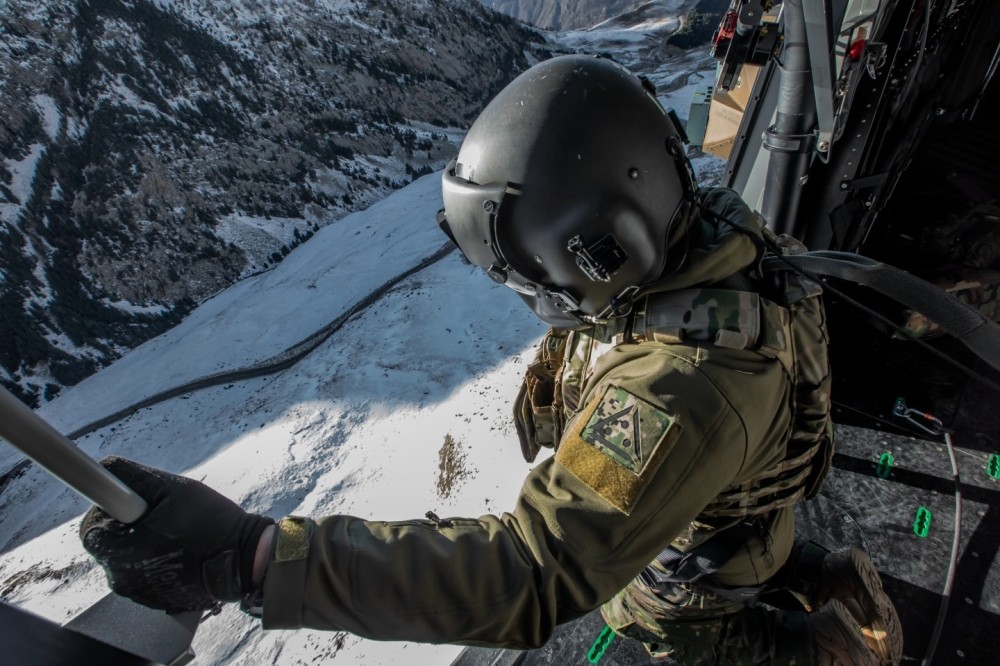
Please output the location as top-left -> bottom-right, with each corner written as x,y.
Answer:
439,54 -> 697,328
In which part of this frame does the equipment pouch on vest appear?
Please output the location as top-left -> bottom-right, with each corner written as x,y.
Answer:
513,329 -> 568,463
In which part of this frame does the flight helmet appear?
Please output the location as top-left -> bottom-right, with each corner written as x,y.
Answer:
439,54 -> 697,328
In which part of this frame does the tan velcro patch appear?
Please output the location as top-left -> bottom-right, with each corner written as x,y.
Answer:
274,516 -> 312,562
556,385 -> 681,514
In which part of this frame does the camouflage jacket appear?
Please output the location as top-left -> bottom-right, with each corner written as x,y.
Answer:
260,189 -> 832,647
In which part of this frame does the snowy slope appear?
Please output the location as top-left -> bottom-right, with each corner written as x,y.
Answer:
0,171 -> 548,665
0,4 -> 722,663
32,174 -> 456,436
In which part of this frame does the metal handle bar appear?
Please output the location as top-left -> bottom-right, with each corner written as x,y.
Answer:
0,386 -> 147,523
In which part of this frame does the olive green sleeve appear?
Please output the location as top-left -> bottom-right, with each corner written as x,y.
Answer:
261,353 -> 751,647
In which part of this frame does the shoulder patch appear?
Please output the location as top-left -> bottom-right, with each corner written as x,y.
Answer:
556,385 -> 682,514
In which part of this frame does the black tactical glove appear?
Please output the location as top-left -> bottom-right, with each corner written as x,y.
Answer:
80,456 -> 273,612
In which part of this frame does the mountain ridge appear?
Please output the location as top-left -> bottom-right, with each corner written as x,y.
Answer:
0,0 -> 546,406
482,0 -> 649,30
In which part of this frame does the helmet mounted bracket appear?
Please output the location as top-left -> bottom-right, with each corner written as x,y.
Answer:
567,234 -> 628,283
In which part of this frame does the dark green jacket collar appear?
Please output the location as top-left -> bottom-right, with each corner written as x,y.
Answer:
645,188 -> 763,295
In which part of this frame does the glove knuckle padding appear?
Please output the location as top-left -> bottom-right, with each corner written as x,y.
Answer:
80,458 -> 273,612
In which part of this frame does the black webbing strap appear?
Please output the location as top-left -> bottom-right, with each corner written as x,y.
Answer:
640,519 -> 769,604
765,252 -> 1000,373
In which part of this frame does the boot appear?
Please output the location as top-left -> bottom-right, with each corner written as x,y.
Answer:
809,599 -> 879,666
816,548 -> 903,665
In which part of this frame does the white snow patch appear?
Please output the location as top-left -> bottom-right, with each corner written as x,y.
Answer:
106,79 -> 164,118
101,298 -> 171,316
32,94 -> 61,140
215,213 -> 317,276
2,142 -> 45,212
66,114 -> 87,140
43,332 -> 88,357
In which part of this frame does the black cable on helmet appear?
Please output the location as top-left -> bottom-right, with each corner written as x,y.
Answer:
666,135 -> 700,203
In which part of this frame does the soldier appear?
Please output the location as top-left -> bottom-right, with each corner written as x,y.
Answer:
80,55 -> 902,665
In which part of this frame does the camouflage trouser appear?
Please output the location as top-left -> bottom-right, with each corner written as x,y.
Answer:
601,577 -> 813,665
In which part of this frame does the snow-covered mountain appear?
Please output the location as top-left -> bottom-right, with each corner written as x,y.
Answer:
0,0 -> 545,406
481,0 -> 650,30
0,3 -> 722,664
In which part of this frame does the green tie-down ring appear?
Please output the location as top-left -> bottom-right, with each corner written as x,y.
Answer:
913,506 -> 932,538
588,625 -> 615,664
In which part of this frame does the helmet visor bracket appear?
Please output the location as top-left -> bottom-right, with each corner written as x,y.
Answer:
441,165 -> 588,318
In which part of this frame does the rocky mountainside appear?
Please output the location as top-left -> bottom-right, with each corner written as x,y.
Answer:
0,0 -> 546,406
482,0 -> 646,30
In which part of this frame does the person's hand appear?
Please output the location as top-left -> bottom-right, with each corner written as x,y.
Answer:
80,457 -> 273,612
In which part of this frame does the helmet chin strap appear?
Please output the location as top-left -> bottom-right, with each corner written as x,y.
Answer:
587,285 -> 640,323
583,204 -> 696,325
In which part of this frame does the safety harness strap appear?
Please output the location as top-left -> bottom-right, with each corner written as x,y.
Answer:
769,252 -> 1000,373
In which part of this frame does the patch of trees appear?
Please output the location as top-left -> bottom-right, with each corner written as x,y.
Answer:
0,106 -> 43,160
308,115 -> 358,135
406,163 -> 434,181
0,130 -> 194,403
81,0 -> 257,90
0,229 -> 46,385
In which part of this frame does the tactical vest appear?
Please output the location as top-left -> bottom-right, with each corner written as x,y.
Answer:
513,270 -> 833,520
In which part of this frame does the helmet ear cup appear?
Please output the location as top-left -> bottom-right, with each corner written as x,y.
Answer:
440,55 -> 693,327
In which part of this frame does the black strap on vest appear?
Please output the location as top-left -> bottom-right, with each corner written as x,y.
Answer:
766,252 -> 1000,374
701,200 -> 1000,383
639,517 -> 771,604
